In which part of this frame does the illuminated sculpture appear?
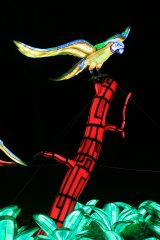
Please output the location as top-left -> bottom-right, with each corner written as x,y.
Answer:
14,26 -> 130,81
0,26 -> 158,239
14,27 -> 132,229
0,139 -> 27,166
0,205 -> 38,239
35,80 -> 132,228
33,199 -> 160,239
0,200 -> 160,239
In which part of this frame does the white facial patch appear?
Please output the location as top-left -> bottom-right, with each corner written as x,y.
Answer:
110,41 -> 124,54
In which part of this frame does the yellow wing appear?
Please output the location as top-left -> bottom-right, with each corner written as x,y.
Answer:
14,39 -> 96,58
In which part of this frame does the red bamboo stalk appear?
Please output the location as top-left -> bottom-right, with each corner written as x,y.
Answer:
37,77 -> 132,227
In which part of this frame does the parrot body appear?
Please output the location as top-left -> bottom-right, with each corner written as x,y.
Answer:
14,26 -> 130,81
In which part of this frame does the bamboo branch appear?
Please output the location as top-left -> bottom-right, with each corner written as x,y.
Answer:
104,92 -> 132,138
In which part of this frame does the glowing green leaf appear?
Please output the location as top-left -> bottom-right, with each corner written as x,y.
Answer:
138,201 -> 160,218
17,226 -> 28,234
0,205 -> 21,218
75,200 -> 98,214
74,200 -> 99,233
103,203 -> 120,225
63,209 -> 86,231
139,200 -> 155,208
113,221 -> 133,233
15,227 -> 39,239
74,202 -> 84,210
91,207 -> 111,230
52,229 -> 70,240
0,216 -> 17,240
148,223 -> 160,236
118,208 -> 138,222
85,199 -> 99,207
144,214 -> 152,223
33,214 -> 57,236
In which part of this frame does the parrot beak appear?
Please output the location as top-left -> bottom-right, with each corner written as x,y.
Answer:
117,48 -> 124,54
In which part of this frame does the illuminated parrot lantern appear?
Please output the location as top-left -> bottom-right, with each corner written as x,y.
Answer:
14,27 -> 132,229
14,26 -> 130,81
0,139 -> 27,166
1,26 -> 158,239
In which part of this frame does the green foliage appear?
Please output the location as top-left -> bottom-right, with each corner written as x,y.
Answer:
33,200 -> 160,239
0,200 -> 160,239
33,209 -> 90,239
0,205 -> 39,240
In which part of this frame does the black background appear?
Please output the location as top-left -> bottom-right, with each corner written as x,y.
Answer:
1,1 -> 160,224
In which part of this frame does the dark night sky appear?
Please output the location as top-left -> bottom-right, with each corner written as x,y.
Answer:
1,0 -> 160,224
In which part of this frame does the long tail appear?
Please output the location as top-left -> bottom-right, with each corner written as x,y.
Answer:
13,40 -> 92,58
50,59 -> 87,81
13,41 -> 61,58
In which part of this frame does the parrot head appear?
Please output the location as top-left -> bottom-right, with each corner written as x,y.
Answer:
108,25 -> 130,55
94,26 -> 130,53
110,41 -> 124,54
